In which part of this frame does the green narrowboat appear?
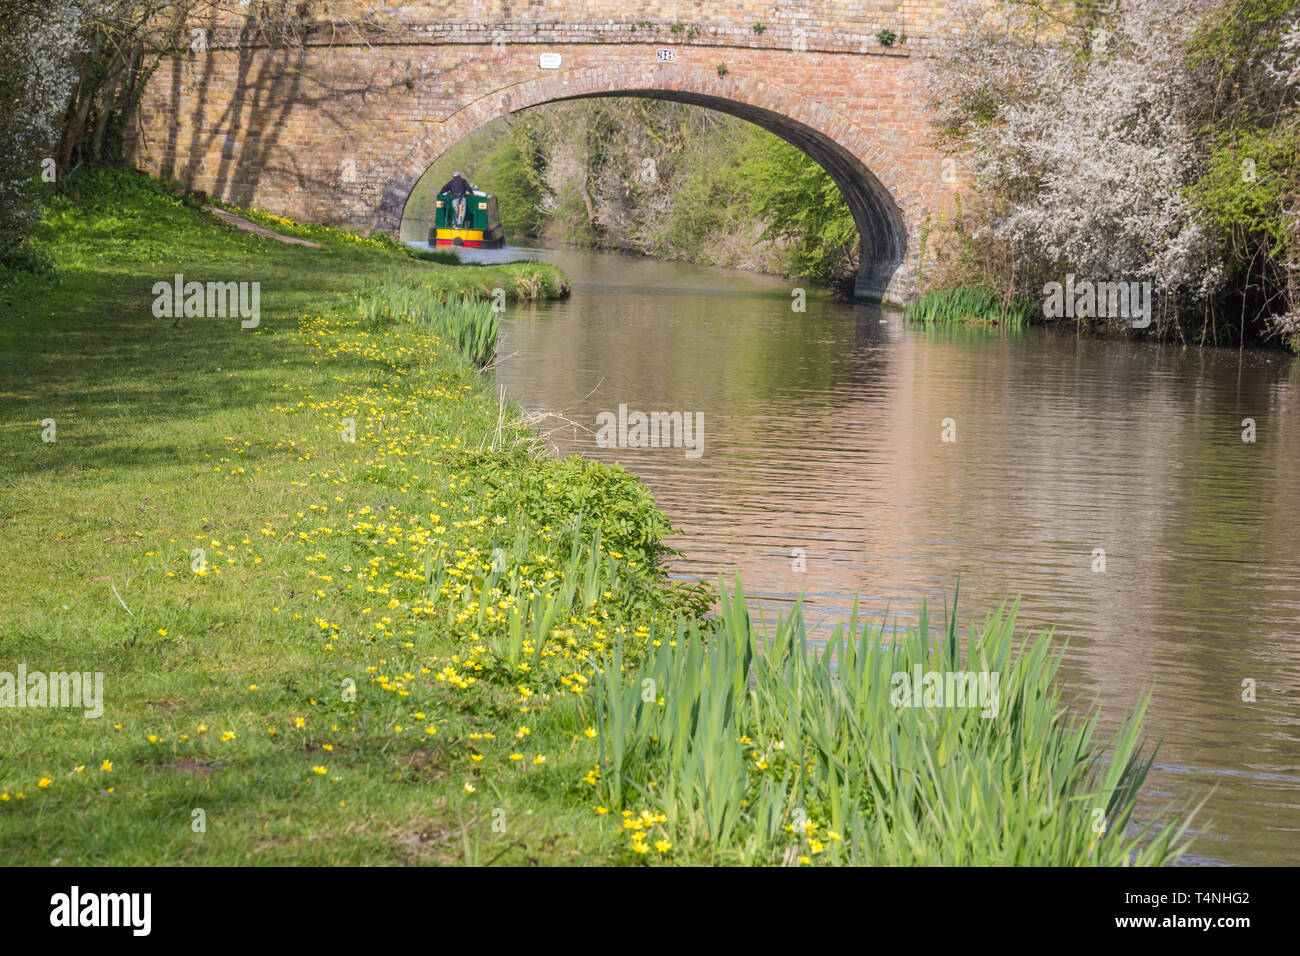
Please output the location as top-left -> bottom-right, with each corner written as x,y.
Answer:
430,190 -> 505,248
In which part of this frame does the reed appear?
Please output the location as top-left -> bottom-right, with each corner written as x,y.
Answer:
906,286 -> 1036,329
592,580 -> 1201,865
354,273 -> 500,366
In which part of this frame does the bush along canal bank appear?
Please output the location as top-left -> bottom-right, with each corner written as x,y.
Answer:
0,170 -> 1199,865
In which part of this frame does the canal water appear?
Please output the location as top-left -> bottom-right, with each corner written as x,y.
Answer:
425,242 -> 1300,866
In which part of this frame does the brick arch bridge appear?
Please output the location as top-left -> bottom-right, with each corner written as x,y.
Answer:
129,2 -> 965,304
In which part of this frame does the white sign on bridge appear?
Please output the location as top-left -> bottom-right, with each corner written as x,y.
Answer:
656,48 -> 676,62
539,52 -> 562,69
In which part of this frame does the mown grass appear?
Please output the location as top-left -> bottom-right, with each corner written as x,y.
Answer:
0,168 -> 1198,865
0,169 -> 680,865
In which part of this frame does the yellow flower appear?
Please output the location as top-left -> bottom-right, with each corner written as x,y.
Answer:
38,777 -> 51,789
532,755 -> 546,765
509,753 -> 523,761
654,840 -> 671,853
463,782 -> 476,794
100,760 -> 112,772
312,766 -> 327,775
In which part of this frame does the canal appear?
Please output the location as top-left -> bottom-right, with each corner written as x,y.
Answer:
428,242 -> 1300,866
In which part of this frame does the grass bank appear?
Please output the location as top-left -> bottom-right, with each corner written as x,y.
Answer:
0,170 -> 1198,865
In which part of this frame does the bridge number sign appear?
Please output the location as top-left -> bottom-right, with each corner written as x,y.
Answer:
656,48 -> 676,62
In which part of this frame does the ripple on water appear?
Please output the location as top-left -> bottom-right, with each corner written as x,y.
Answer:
487,244 -> 1300,866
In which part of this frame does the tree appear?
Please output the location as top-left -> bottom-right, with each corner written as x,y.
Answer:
0,0 -> 83,259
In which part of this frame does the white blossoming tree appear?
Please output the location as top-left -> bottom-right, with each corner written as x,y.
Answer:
925,0 -> 1299,346
0,0 -> 84,260
928,0 -> 1220,328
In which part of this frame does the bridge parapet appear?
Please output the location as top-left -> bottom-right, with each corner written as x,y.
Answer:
195,1 -> 955,54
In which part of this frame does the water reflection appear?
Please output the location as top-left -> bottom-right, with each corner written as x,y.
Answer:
438,242 -> 1300,866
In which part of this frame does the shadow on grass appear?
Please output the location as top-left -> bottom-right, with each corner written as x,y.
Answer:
0,268 -> 359,481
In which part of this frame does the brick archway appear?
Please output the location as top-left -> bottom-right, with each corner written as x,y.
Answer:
380,63 -> 909,302
130,6 -> 964,305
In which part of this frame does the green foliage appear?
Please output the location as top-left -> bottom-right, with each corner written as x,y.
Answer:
1187,0 -> 1298,76
1192,123 -> 1300,254
354,273 -> 501,367
595,582 -> 1202,865
485,133 -> 547,237
738,127 -> 859,287
1183,0 -> 1300,347
472,453 -> 680,572
0,237 -> 54,278
643,118 -> 749,260
905,285 -> 1036,329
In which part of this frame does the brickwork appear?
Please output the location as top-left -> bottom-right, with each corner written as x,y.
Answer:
130,2 -> 969,302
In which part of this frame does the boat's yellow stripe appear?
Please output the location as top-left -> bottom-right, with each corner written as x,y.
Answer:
435,229 -> 486,241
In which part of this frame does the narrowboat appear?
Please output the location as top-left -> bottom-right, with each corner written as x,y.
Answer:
429,189 -> 505,248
